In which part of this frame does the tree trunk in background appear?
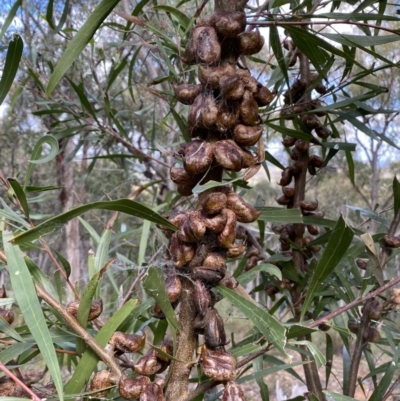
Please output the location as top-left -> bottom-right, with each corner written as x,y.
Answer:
57,138 -> 82,301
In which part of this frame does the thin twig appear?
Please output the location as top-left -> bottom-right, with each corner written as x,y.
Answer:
382,373 -> 400,401
0,361 -> 42,401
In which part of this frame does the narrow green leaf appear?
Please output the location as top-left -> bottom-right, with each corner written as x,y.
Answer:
301,216 -> 354,320
67,79 -> 97,120
286,325 -> 317,339
264,150 -> 285,170
269,25 -> 288,85
265,122 -> 312,141
3,231 -> 64,401
360,233 -> 384,286
46,0 -> 55,29
192,174 -> 246,194
138,220 -> 151,267
253,357 -> 270,401
292,340 -> 326,368
25,185 -> 63,193
170,108 -> 189,142
238,263 -> 282,286
153,5 -> 190,29
64,299 -> 137,394
46,0 -> 121,95
393,176 -> 400,216
258,207 -> 303,224
0,35 -> 23,106
7,179 -> 29,219
0,0 -> 22,42
24,135 -> 59,190
10,198 -> 177,245
324,32 -> 400,47
217,286 -> 288,358
143,266 -> 179,331
52,248 -> 71,278
345,150 -> 355,185
78,217 -> 100,245
0,343 -> 32,364
346,205 -> 389,229
323,391 -> 360,401
0,317 -> 24,342
325,334 -> 333,387
93,230 -> 111,276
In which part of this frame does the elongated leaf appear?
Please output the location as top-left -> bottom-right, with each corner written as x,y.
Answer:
258,207 -> 303,224
346,205 -> 389,228
0,316 -> 24,342
269,25 -> 288,85
0,35 -> 23,106
78,217 -> 100,245
64,299 -> 137,394
10,198 -> 176,245
46,0 -> 121,95
292,340 -> 326,368
153,5 -> 190,29
217,286 -> 288,358
393,176 -> 400,216
93,229 -> 111,276
8,178 -> 29,219
238,263 -> 282,286
323,391 -> 359,401
143,266 -> 179,331
253,357 -> 269,401
0,0 -> 22,41
324,32 -> 400,47
301,217 -> 353,320
0,343 -> 32,364
3,231 -> 64,401
360,233 -> 384,286
192,174 -> 246,194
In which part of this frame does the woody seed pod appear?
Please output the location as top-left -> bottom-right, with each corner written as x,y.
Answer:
198,64 -> 236,89
282,136 -> 297,147
173,84 -> 203,105
66,300 -> 103,321
170,233 -> 195,267
204,308 -> 229,348
383,288 -> 400,311
0,308 -> 14,324
201,211 -> 228,234
222,382 -> 246,401
110,331 -> 146,354
279,168 -> 293,186
155,339 -> 173,362
178,213 -> 206,243
315,126 -> 331,138
119,376 -> 150,400
290,149 -> 300,160
226,192 -> 260,223
90,370 -> 113,397
220,74 -> 245,101
233,125 -> 262,147
241,148 -> 258,168
245,256 -> 259,270
170,166 -> 201,186
307,225 -> 319,236
218,274 -> 239,289
165,274 -> 182,303
213,11 -> 246,38
193,266 -> 225,284
282,186 -> 295,197
265,284 -> 279,296
363,327 -> 381,343
276,195 -> 292,205
383,235 -> 400,248
362,298 -> 382,320
239,90 -> 260,126
202,95 -> 219,127
356,258 -> 368,270
201,192 -> 227,215
216,103 -> 239,132
200,346 -> 236,382
134,349 -> 163,376
318,321 -> 330,332
254,83 -> 275,106
183,140 -> 214,175
348,321 -> 359,335
237,30 -> 265,55
295,139 -> 310,153
227,243 -> 246,258
177,183 -> 195,196
281,105 -> 294,120
194,280 -> 211,316
214,140 -> 243,171
195,27 -> 221,65
203,252 -> 227,269
309,155 -> 324,168
308,163 -> 317,176
140,383 -> 166,401
299,200 -> 318,211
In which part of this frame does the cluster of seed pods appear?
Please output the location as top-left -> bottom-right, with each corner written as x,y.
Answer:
164,10 -> 273,400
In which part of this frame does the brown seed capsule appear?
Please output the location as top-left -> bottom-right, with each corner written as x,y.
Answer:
303,210 -> 325,218
178,213 -> 206,243
165,274 -> 182,303
278,168 -> 293,186
315,126 -> 331,138
276,195 -> 292,205
295,139 -> 310,153
202,95 -> 219,127
237,30 -> 265,55
290,149 -> 299,160
170,166 -> 201,186
254,83 -> 275,106
193,314 -> 206,335
90,370 -> 113,397
265,284 -> 279,296
198,64 -> 236,89
239,90 -> 260,126
194,280 -> 211,316
220,74 -> 245,101
134,349 -> 163,376
216,103 -> 239,132
347,320 -> 359,335
66,300 -> 103,321
152,304 -> 166,319
226,192 -> 260,223
140,382 -> 166,401
300,200 -> 318,211
177,183 -> 195,197
173,84 -> 203,105
306,224 -> 319,236
0,377 -> 28,397
204,308 -> 229,348
356,258 -> 368,270
201,192 -> 228,215
170,233 -> 195,267
201,211 -> 228,234
282,186 -> 295,197
282,136 -> 297,148
183,140 -> 215,175
218,274 -> 239,289
200,346 -> 236,382
363,327 -> 381,343
309,155 -> 324,168
245,255 -> 259,270
362,298 -> 383,320
302,114 -> 321,130
193,266 -> 226,284
155,339 -> 173,362
213,11 -> 246,38
0,308 -> 14,325
308,163 -> 317,176
214,140 -> 243,171
383,288 -> 400,311
222,382 -> 245,401
241,148 -> 258,168
0,285 -> 6,298
233,125 -> 262,147
318,321 -> 330,332
315,82 -> 328,95
227,244 -> 246,258
383,235 -> 400,248
119,376 -> 150,400
203,252 -> 227,269
218,208 -> 237,249
194,26 -> 221,65
110,332 -> 146,354
281,105 -> 295,120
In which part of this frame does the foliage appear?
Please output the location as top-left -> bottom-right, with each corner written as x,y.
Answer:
0,0 -> 400,400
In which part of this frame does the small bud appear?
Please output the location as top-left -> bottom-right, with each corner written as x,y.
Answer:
119,375 -> 150,400
355,258 -> 368,270
222,381 -> 245,401
363,327 -> 381,343
347,320 -> 359,335
110,331 -> 146,354
134,349 -> 163,376
362,298 -> 382,320
66,300 -> 103,321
